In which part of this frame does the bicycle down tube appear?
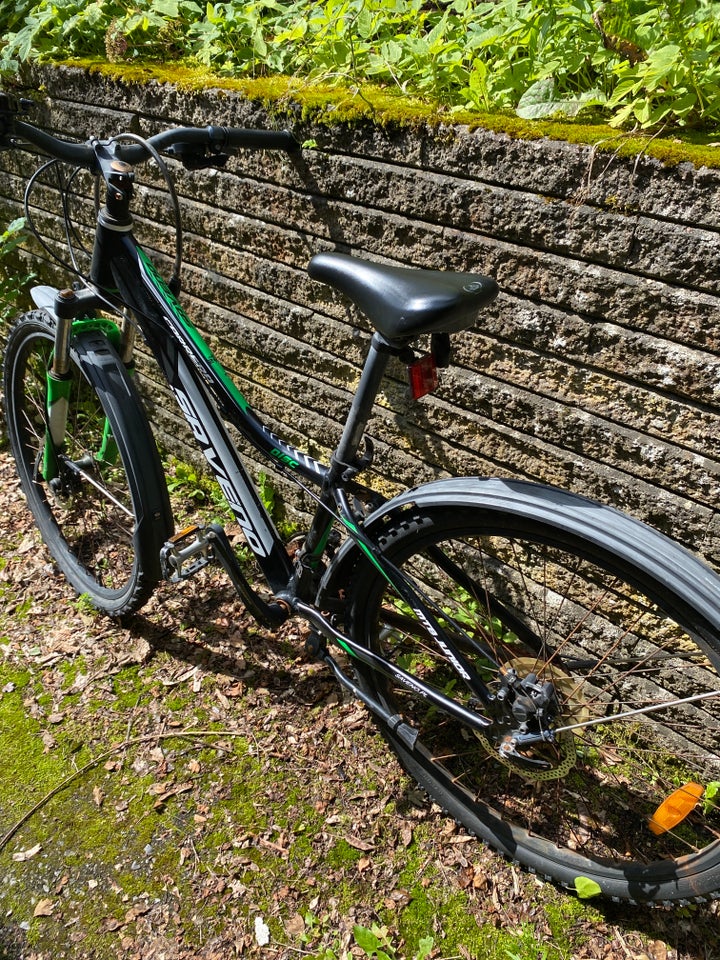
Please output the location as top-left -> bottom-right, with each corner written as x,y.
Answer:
98,232 -> 298,594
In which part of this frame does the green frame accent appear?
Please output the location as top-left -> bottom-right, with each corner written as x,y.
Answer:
136,248 -> 251,413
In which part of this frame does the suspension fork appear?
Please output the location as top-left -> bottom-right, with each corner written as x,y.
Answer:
42,288 -> 123,481
43,305 -> 73,482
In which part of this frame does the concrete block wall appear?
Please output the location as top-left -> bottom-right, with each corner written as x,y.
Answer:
2,65 -> 720,562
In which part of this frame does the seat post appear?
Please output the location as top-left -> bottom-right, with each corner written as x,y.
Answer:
328,332 -> 395,483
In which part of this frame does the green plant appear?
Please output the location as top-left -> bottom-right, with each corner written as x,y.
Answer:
167,458 -> 211,503
2,0 -> 720,130
257,470 -> 276,516
504,923 -> 570,959
0,218 -> 33,329
704,781 -> 720,814
352,923 -> 433,960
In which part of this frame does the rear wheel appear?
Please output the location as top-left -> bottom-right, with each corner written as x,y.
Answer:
347,496 -> 720,903
3,310 -> 172,616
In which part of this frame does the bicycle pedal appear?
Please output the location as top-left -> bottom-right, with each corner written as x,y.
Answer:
160,524 -> 214,582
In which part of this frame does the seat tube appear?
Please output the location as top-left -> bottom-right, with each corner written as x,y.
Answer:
331,332 -> 392,477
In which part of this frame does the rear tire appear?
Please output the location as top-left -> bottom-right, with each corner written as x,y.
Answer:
3,310 -> 173,616
347,488 -> 720,903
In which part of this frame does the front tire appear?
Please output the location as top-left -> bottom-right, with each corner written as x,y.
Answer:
347,489 -> 720,903
3,311 -> 172,616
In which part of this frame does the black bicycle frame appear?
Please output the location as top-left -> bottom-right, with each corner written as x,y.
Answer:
84,168 -> 503,724
91,224 -> 307,593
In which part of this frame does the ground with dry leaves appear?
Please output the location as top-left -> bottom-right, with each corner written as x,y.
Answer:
0,445 -> 718,960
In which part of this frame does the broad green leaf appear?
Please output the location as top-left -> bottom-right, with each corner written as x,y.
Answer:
704,781 -> 720,814
516,78 -> 557,118
381,39 -> 403,64
151,0 -> 179,16
416,936 -> 435,960
517,78 -> 605,119
574,876 -> 602,899
353,925 -> 381,955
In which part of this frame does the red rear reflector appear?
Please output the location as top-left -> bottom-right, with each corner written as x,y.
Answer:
408,353 -> 438,399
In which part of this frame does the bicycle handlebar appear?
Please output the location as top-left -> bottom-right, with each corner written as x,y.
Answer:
9,115 -> 298,169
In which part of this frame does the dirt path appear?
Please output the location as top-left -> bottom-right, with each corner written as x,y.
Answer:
0,446 -> 718,960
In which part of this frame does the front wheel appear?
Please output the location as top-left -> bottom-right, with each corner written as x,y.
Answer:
346,484 -> 720,903
3,311 -> 173,616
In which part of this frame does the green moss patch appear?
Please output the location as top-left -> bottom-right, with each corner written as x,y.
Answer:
57,59 -> 720,170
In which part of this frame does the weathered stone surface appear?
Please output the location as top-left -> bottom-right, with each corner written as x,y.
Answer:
3,65 -> 720,566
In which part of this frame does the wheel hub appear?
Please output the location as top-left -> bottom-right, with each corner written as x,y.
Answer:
475,657 -> 589,782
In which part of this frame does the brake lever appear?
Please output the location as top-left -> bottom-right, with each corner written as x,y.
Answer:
0,92 -> 34,146
164,142 -> 229,170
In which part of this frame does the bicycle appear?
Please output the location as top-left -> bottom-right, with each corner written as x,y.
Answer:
2,91 -> 720,905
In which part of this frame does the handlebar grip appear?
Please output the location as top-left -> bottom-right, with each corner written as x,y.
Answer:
221,127 -> 299,152
115,125 -> 299,165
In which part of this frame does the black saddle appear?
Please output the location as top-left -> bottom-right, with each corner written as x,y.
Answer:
308,252 -> 499,344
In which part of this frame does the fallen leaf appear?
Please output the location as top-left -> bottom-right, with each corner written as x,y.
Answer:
284,913 -> 305,937
343,835 -> 374,852
147,781 -> 172,796
93,786 -> 105,807
124,903 -> 151,924
12,843 -> 42,862
152,782 -> 194,808
53,875 -> 69,895
33,899 -> 55,917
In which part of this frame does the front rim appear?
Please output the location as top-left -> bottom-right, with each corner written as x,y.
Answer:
7,326 -> 141,602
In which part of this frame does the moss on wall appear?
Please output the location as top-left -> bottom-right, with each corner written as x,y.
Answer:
58,58 -> 720,169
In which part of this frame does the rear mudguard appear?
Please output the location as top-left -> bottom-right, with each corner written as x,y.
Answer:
317,476 -> 720,641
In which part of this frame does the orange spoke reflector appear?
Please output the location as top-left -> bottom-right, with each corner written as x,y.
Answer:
648,782 -> 704,835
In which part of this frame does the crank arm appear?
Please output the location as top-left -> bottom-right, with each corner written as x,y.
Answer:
293,599 -> 494,735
